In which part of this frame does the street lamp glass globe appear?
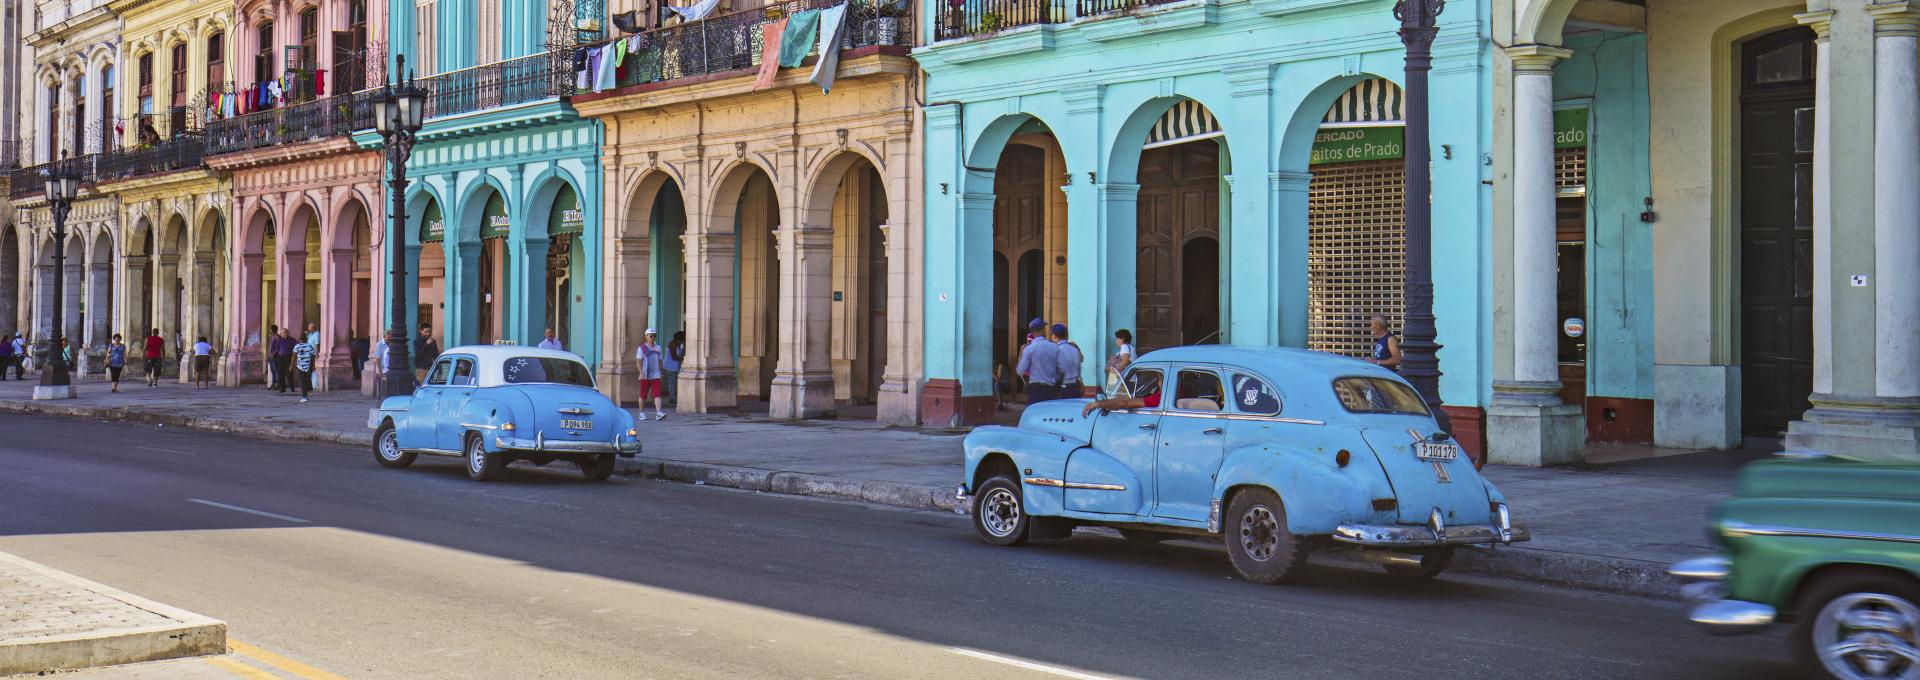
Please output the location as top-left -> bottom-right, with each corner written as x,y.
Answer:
398,87 -> 426,131
372,93 -> 395,135
60,176 -> 78,200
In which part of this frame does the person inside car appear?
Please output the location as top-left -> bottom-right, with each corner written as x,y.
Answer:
1081,370 -> 1163,416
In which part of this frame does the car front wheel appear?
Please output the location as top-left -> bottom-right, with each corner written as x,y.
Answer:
1224,488 -> 1309,584
580,453 -> 616,482
466,433 -> 505,481
973,475 -> 1030,547
373,422 -> 415,469
1795,570 -> 1920,680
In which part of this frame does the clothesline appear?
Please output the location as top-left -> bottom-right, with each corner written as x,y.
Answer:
578,1 -> 854,96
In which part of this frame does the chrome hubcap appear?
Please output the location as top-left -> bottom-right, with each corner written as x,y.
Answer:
979,488 -> 1021,538
1239,506 -> 1279,562
1815,592 -> 1920,680
379,430 -> 401,461
468,440 -> 486,474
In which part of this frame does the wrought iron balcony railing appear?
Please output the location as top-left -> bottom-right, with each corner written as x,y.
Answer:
583,0 -> 911,92
0,140 -> 17,170
420,51 -> 576,121
1073,0 -> 1176,17
206,90 -> 376,156
8,156 -> 102,200
933,0 -> 1064,41
96,134 -> 206,183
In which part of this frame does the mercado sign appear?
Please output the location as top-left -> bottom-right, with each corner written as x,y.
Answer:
1555,108 -> 1590,149
1310,126 -> 1404,165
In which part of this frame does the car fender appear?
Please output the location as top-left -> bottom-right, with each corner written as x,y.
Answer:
453,396 -> 523,452
1713,497 -> 1920,607
964,425 -> 1085,518
1213,444 -> 1396,535
1061,446 -> 1148,515
376,394 -> 413,416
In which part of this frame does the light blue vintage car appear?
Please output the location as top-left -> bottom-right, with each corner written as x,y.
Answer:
959,346 -> 1528,583
370,346 -> 641,481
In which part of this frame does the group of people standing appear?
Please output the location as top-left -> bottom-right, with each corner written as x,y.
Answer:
1012,319 -> 1090,405
262,323 -> 321,402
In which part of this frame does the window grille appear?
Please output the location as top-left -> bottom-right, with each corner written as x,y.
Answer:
1555,147 -> 1587,192
1308,158 -> 1406,359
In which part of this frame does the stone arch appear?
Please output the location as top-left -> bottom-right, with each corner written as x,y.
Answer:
85,230 -> 115,347
404,180 -> 446,247
704,157 -> 783,236
522,164 -> 587,242
1276,71 -> 1404,172
238,198 -> 276,257
1102,94 -> 1232,186
0,223 -> 19,333
452,172 -> 512,244
800,148 -> 889,229
961,112 -> 1072,197
1518,0 -> 1583,47
621,168 -> 682,242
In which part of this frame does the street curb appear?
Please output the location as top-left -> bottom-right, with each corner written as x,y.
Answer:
3,399 -> 1679,601
0,551 -> 227,675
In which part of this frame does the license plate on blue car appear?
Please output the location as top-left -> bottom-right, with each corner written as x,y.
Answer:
1415,441 -> 1460,461
561,419 -> 592,430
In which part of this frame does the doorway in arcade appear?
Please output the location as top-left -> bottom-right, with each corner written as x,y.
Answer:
545,185 -> 585,349
477,192 -> 510,345
416,199 -> 448,350
1135,99 -> 1224,354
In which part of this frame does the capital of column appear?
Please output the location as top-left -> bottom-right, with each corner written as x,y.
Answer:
1871,2 -> 1920,36
1506,44 -> 1572,74
956,192 -> 996,209
1094,182 -> 1140,200
1797,10 -> 1837,39
1270,170 -> 1312,191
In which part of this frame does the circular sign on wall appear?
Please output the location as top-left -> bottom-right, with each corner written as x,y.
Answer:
1564,318 -> 1586,338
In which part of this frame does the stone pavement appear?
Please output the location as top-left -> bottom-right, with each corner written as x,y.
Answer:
0,376 -> 1745,599
0,549 -> 225,674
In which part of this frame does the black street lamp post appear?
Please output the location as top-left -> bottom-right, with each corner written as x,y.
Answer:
1396,0 -> 1452,434
34,161 -> 82,400
374,54 -> 428,398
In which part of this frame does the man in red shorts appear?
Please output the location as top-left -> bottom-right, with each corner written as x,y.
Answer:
633,328 -> 666,421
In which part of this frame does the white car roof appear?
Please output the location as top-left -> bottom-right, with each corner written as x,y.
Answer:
432,345 -> 593,388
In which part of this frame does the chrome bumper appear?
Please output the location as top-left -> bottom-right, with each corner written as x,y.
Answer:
1669,555 -> 1775,635
495,435 -> 642,457
954,484 -> 972,515
1332,504 -> 1529,547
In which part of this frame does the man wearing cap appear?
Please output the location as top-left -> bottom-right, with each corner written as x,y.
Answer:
1016,320 -> 1062,404
1051,323 -> 1085,397
634,329 -> 667,421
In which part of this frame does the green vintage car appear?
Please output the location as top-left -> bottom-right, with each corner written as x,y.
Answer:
1670,453 -> 1920,680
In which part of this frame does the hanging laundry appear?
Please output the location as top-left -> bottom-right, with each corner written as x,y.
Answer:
752,18 -> 788,90
778,9 -> 820,68
614,36 -> 628,66
667,0 -> 722,22
315,69 -> 326,97
595,45 -> 620,91
585,47 -> 603,92
811,3 -> 848,94
268,78 -> 282,104
575,49 -> 591,90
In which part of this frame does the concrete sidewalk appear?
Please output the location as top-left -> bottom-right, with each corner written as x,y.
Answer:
0,549 -> 225,675
0,378 -> 1740,599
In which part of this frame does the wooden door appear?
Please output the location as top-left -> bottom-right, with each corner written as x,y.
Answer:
1738,27 -> 1816,438
1135,142 -> 1219,352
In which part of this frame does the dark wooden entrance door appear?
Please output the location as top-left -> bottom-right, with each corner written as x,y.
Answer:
1738,27 -> 1817,438
1135,141 -> 1220,352
993,144 -> 1047,367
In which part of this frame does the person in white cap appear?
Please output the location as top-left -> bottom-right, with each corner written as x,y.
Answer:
634,328 -> 666,420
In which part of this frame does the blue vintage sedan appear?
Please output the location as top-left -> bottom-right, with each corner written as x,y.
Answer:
959,346 -> 1528,583
370,346 -> 641,481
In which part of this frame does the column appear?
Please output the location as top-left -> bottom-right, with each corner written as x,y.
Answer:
1787,6 -> 1920,461
598,230 -> 650,406
37,85 -> 53,163
875,221 -> 917,426
88,261 -> 112,347
918,103 -> 994,426
320,247 -> 355,390
1065,181 -> 1135,388
678,231 -> 738,412
223,252 -> 264,386
192,255 -> 216,357
84,75 -> 103,155
769,226 -> 834,419
1488,45 -> 1584,466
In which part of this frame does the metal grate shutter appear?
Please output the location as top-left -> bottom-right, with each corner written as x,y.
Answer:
1555,147 -> 1587,192
1308,158 -> 1406,358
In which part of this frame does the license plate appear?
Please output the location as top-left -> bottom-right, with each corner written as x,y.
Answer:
1414,441 -> 1460,462
560,419 -> 593,430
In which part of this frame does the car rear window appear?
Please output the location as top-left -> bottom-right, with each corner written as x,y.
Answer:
502,357 -> 595,387
1331,377 -> 1431,417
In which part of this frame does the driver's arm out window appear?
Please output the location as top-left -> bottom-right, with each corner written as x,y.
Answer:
1125,368 -> 1164,409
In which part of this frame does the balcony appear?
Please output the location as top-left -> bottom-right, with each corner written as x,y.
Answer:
95,134 -> 206,183
584,0 -> 912,92
8,156 -> 100,200
933,0 -> 1065,41
206,90 -> 376,156
1072,0 -> 1177,17
420,51 -> 576,121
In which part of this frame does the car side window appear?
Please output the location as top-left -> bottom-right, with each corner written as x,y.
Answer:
1122,367 -> 1165,410
452,358 -> 476,386
426,359 -> 453,386
1229,373 -> 1282,415
1172,369 -> 1225,412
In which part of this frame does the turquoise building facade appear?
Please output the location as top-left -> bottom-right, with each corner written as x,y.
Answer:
364,0 -> 606,367
915,0 -> 1496,441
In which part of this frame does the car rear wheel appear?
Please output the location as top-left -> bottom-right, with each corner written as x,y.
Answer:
580,453 -> 616,482
1794,570 -> 1920,680
466,433 -> 505,481
1223,488 -> 1309,584
1381,547 -> 1454,580
973,475 -> 1030,547
372,422 -> 415,469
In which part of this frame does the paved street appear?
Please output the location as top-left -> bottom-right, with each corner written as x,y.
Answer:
0,414 -> 1788,679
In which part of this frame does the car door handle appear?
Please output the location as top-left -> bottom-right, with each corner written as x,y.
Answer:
1139,423 -> 1157,431
1203,427 -> 1224,435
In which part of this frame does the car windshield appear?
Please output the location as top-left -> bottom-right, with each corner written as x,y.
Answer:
1331,377 -> 1431,417
501,357 -> 594,387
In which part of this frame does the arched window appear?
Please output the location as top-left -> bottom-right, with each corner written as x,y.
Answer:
207,32 -> 225,91
298,8 -> 319,71
255,21 -> 274,85
138,52 -> 154,113
169,43 -> 187,108
99,65 -> 114,151
336,0 -> 368,92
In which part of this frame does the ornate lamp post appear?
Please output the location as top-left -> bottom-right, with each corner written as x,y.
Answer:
373,55 -> 428,398
33,161 -> 83,400
1396,0 -> 1452,434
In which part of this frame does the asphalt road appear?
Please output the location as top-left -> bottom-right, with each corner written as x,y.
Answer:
0,414 -> 1793,679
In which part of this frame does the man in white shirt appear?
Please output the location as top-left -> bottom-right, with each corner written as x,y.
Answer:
537,328 -> 565,351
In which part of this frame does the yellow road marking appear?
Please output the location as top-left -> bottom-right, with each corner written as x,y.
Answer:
203,656 -> 280,679
230,640 -> 350,680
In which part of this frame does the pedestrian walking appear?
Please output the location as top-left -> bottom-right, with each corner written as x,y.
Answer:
262,325 -> 280,389
349,335 -> 370,385
663,331 -> 685,405
9,333 -> 25,379
1015,324 -> 1062,404
0,331 -> 13,381
106,334 -> 127,392
305,322 -> 320,347
142,328 -> 166,387
1052,324 -> 1085,397
1367,314 -> 1402,371
192,336 -> 215,388
271,328 -> 295,393
292,335 -> 317,402
1108,329 -> 1135,374
537,328 -> 565,350
414,325 -> 440,382
634,329 -> 666,421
